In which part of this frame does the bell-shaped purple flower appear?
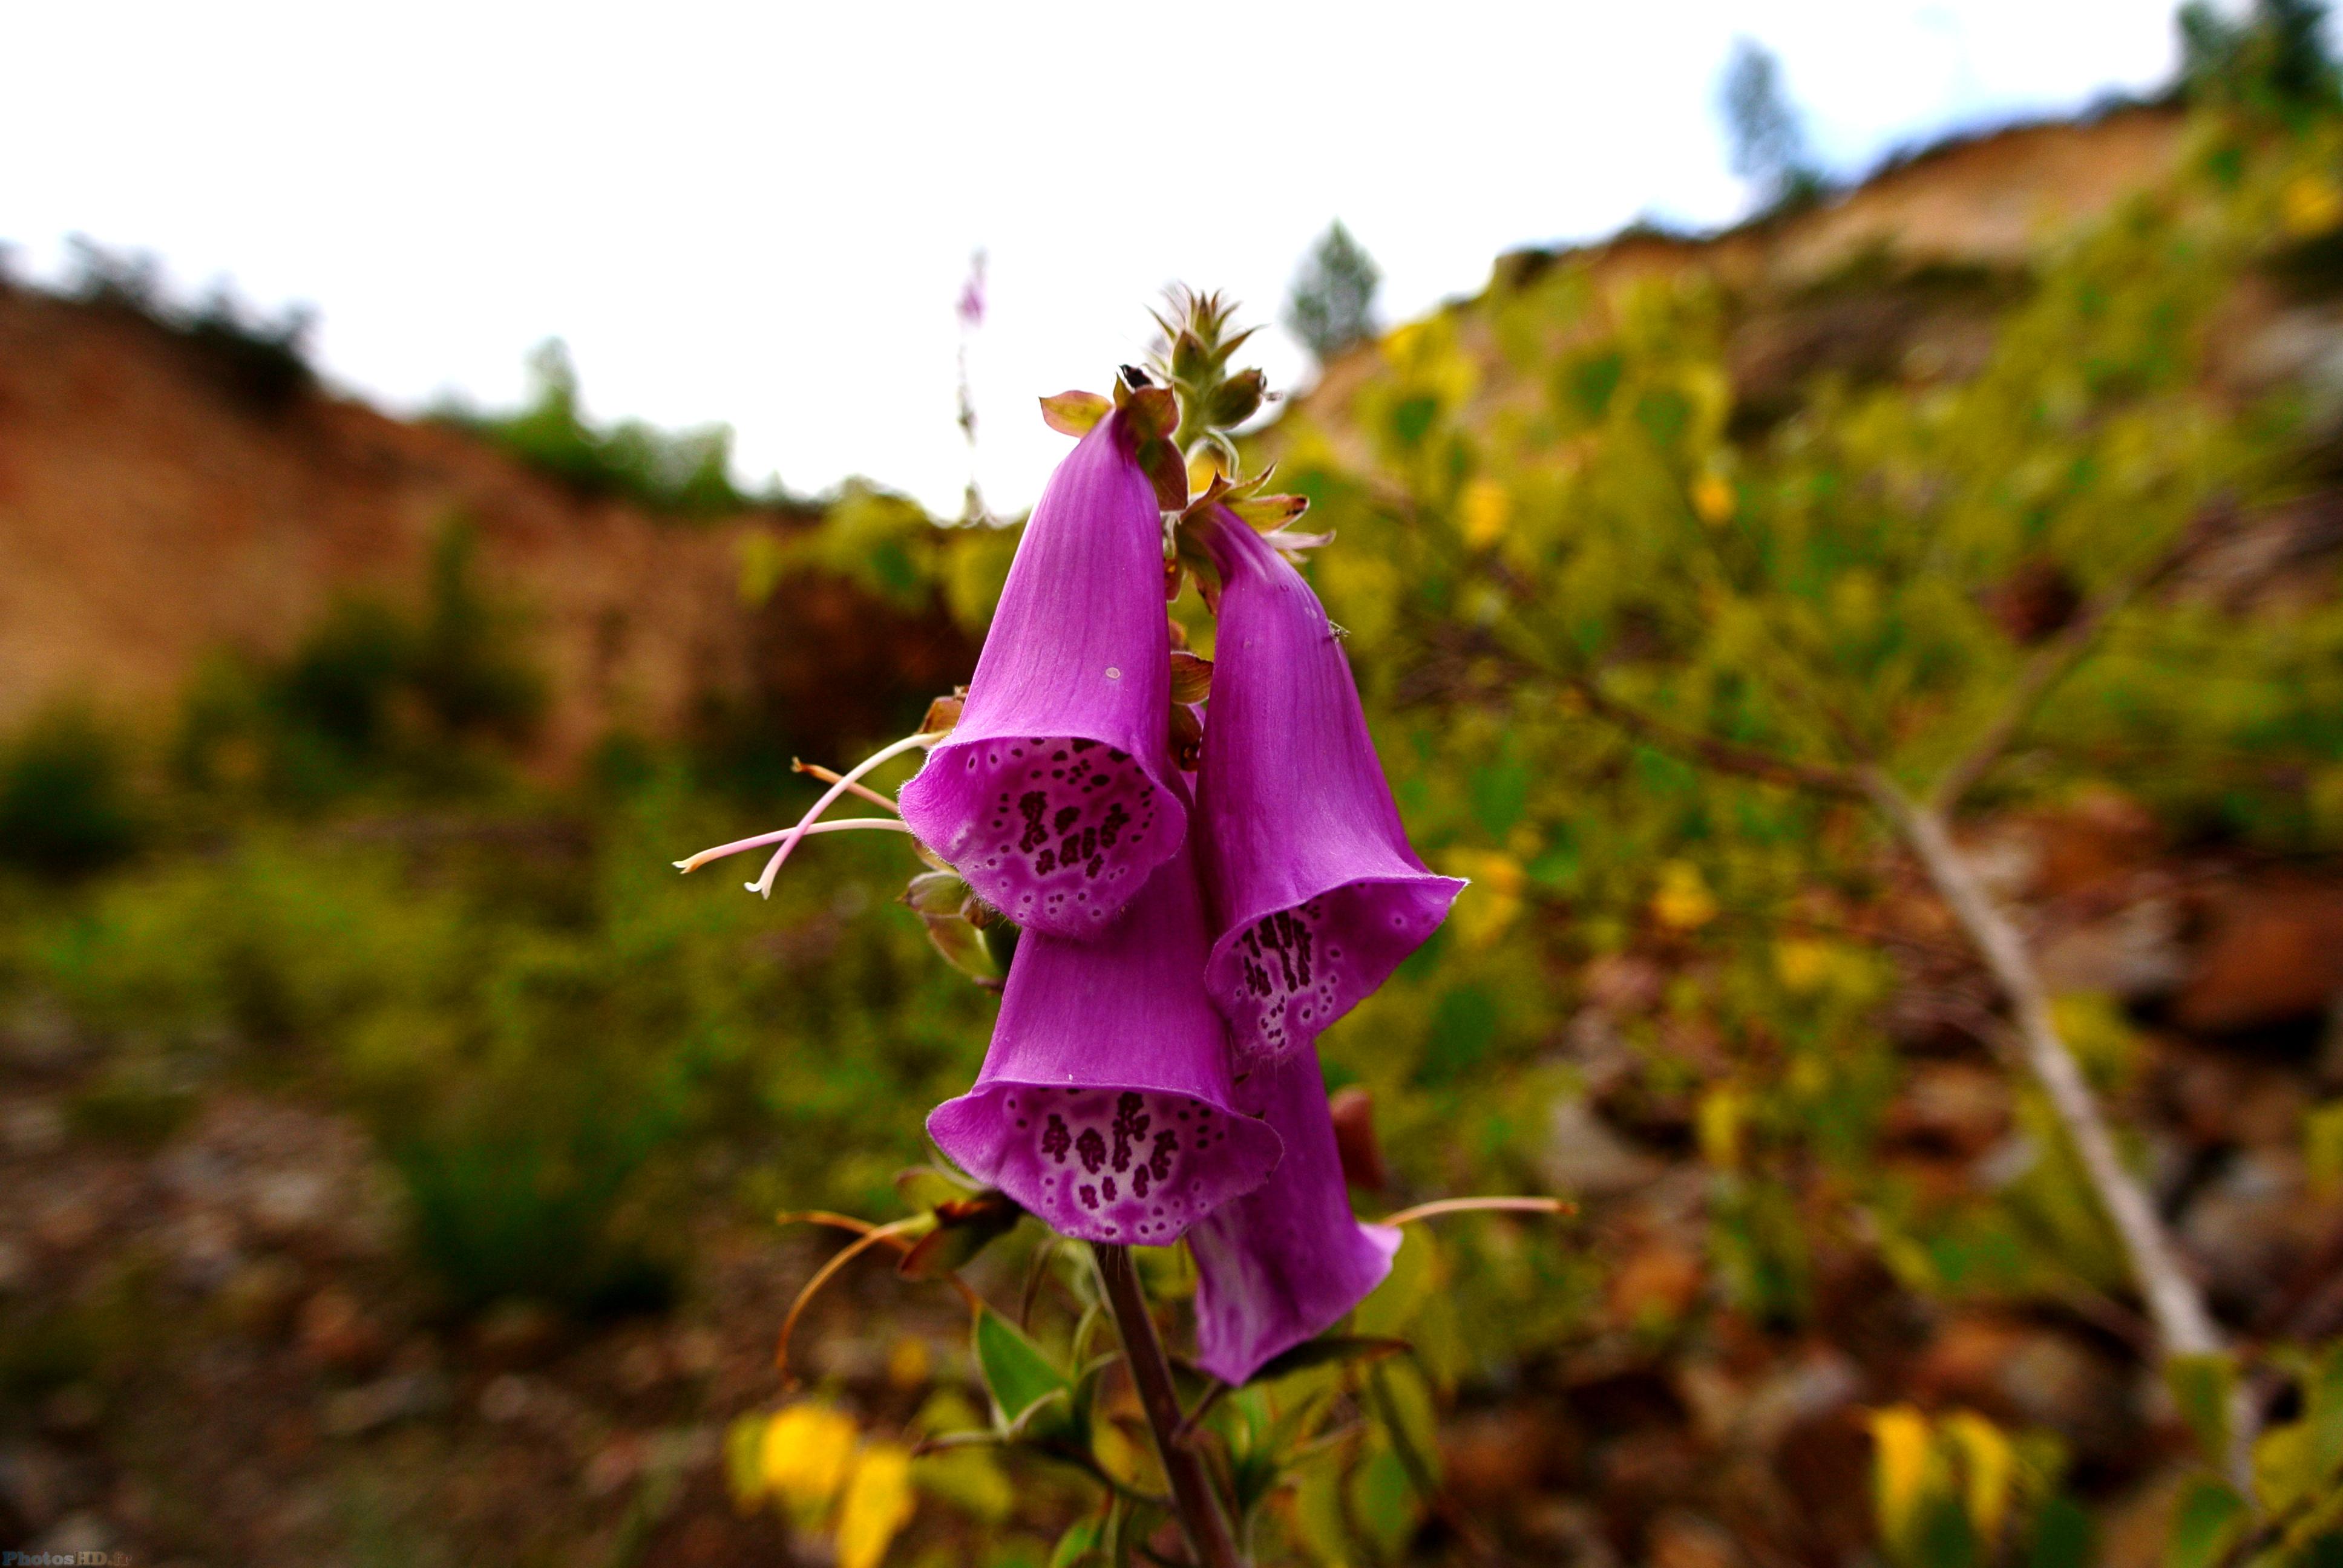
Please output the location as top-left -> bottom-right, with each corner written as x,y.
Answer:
899,410 -> 1183,939
1188,1045 -> 1401,1385
1194,509 -> 1464,1058
926,838 -> 1281,1245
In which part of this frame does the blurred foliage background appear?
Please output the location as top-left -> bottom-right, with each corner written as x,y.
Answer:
7,10 -> 2343,1566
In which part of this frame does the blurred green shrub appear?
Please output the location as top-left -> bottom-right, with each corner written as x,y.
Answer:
0,704 -> 143,878
65,235 -> 316,413
175,519 -> 545,808
439,340 -> 781,519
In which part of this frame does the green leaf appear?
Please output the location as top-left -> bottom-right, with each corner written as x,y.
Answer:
1246,1334 -> 1411,1385
974,1305 -> 1073,1434
1040,391 -> 1110,437
2166,1352 -> 2238,1468
2165,1477 -> 2249,1568
2308,1340 -> 2343,1480
1050,1511 -> 1107,1568
1348,1444 -> 1418,1559
2255,1419 -> 2316,1515
2028,1496 -> 2094,1568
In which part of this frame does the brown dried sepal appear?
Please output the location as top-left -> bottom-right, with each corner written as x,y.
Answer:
1168,701 -> 1204,773
920,688 -> 967,736
1328,1086 -> 1388,1191
1168,651 -> 1213,705
1135,435 -> 1188,511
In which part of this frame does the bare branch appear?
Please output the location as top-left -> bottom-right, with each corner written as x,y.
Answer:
1566,676 -> 1866,799
1864,768 -> 2221,1354
1927,529 -> 2206,815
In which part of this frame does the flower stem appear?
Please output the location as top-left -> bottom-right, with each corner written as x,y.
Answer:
1090,1243 -> 1244,1568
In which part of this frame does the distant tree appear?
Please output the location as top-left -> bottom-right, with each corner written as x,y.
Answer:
1719,38 -> 1824,214
2180,0 -> 2340,110
1286,221 -> 1382,364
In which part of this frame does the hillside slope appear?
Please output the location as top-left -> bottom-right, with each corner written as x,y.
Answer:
0,286 -> 969,769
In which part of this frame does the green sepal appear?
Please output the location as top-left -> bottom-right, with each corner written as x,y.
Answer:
897,1188 -> 1023,1280
1205,367 -> 1267,429
1041,391 -> 1112,437
1170,329 -> 1210,385
904,869 -> 974,916
921,912 -> 1003,985
1230,491 -> 1311,529
894,1163 -> 978,1212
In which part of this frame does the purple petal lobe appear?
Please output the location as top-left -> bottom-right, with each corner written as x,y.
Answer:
926,842 -> 1280,1245
1196,510 -> 1464,1056
900,411 -> 1182,938
1189,1046 -> 1401,1385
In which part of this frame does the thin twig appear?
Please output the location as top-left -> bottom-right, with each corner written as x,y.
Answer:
1927,530 -> 2203,815
1564,676 -> 1866,798
1092,1243 -> 1245,1568
1860,770 -> 2253,1490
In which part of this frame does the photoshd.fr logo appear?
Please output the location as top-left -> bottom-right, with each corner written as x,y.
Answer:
2,1552 -> 131,1566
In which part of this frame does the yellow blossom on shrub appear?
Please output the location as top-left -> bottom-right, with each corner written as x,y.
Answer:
1651,861 -> 1718,930
836,1442 -> 916,1568
1691,472 -> 1734,526
759,1402 -> 859,1507
1461,480 -> 1512,547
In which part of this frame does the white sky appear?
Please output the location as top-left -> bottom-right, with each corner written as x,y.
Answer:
5,1 -> 2204,514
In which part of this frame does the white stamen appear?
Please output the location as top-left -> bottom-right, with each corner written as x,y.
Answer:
1105,666 -> 1121,680
672,817 -> 915,875
745,730 -> 937,898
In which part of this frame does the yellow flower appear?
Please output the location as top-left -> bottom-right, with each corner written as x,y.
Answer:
1461,480 -> 1512,547
1651,861 -> 1719,931
1774,938 -> 1835,994
1691,472 -> 1735,527
836,1442 -> 917,1568
758,1403 -> 859,1507
1868,1405 -> 1935,1552
1446,850 -> 1524,947
2282,172 -> 2343,237
885,1334 -> 932,1390
1941,1411 -> 2013,1544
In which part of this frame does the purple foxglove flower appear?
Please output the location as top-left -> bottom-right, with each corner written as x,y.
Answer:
926,839 -> 1280,1245
1188,1045 -> 1401,1385
899,410 -> 1184,939
1194,509 -> 1464,1057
